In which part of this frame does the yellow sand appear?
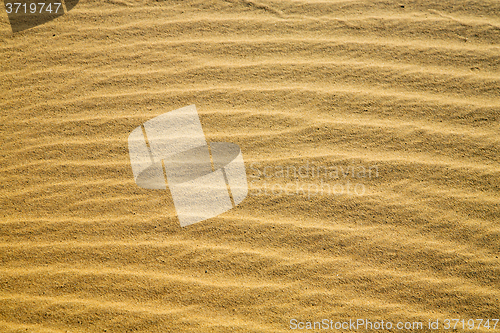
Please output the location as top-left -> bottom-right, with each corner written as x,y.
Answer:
1,0 -> 499,332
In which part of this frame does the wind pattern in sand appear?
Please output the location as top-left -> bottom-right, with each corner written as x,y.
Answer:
1,0 -> 499,332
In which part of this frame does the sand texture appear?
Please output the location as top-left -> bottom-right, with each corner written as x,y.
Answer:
1,0 -> 499,332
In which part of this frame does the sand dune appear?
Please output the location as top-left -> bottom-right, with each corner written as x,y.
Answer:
1,0 -> 499,332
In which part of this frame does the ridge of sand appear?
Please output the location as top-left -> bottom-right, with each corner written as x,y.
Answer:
1,0 -> 499,332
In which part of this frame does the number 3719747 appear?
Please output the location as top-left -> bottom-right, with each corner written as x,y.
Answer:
5,2 -> 62,14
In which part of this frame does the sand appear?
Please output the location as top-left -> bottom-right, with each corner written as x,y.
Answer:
1,0 -> 499,332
